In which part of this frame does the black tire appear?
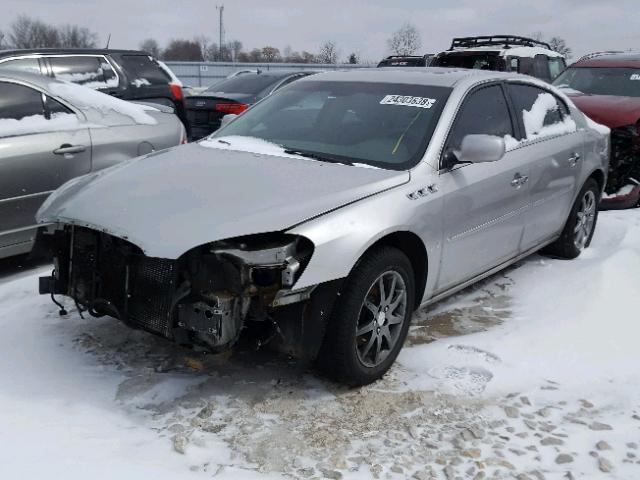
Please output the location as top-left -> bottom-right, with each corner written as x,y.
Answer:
316,246 -> 415,386
544,178 -> 600,259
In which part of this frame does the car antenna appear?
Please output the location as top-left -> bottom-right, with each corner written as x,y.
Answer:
105,33 -> 111,49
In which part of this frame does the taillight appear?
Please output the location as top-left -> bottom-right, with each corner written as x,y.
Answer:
169,83 -> 184,101
215,103 -> 249,115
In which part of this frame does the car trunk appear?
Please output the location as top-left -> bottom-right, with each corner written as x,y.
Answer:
185,93 -> 254,140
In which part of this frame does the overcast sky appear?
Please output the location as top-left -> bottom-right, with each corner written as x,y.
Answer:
1,0 -> 639,62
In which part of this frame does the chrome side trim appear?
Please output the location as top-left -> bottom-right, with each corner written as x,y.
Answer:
0,190 -> 53,204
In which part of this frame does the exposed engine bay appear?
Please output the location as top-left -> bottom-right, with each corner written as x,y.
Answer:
37,226 -> 336,358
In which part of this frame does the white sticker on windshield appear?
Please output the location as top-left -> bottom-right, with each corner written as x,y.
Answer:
630,74 -> 640,80
380,95 -> 436,109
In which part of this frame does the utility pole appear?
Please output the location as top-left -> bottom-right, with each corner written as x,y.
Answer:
216,4 -> 225,59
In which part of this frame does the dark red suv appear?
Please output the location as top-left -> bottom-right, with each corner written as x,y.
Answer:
554,52 -> 640,209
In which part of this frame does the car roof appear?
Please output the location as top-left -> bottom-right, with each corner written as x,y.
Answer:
0,48 -> 151,58
571,52 -> 640,68
297,67 -> 532,88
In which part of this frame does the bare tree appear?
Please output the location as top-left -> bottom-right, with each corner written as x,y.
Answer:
10,15 -> 60,48
0,31 -> 6,49
387,23 -> 422,56
261,46 -> 281,62
139,38 -> 161,58
548,37 -> 572,59
300,51 -> 316,63
317,41 -> 339,64
347,52 -> 360,64
58,24 -> 97,48
162,39 -> 204,61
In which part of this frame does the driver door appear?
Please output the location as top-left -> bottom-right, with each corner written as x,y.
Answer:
435,83 -> 530,292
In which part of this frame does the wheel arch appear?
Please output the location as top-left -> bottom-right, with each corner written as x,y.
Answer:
360,231 -> 428,311
587,168 -> 606,195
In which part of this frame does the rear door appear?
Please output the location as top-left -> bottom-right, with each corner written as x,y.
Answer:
436,83 -> 530,291
506,82 -> 583,250
0,81 -> 91,251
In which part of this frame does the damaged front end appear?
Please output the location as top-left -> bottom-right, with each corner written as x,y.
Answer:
38,226 -> 336,358
601,124 -> 640,210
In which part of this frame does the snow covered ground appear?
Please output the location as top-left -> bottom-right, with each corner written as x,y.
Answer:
1,209 -> 639,479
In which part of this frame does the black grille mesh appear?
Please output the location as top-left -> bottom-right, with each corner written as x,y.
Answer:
128,256 -> 176,337
70,228 -> 177,338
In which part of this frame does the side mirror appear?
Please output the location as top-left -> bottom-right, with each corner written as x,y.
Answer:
220,113 -> 238,128
458,134 -> 506,164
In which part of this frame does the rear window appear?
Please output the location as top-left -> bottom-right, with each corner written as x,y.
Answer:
378,57 -> 427,67
554,67 -> 640,97
432,52 -> 502,70
119,55 -> 171,86
204,75 -> 282,95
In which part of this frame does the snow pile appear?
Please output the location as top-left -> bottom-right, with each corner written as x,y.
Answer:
49,81 -> 157,125
401,209 -> 640,401
0,112 -> 83,138
522,92 -> 576,140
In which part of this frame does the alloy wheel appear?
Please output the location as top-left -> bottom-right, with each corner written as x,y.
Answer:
355,270 -> 408,367
574,190 -> 597,250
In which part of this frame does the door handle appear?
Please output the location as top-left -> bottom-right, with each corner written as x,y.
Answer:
53,144 -> 86,155
511,173 -> 529,188
568,153 -> 581,167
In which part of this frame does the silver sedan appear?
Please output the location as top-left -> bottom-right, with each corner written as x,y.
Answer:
36,68 -> 609,385
0,71 -> 186,259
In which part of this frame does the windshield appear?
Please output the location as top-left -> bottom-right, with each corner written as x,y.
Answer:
204,74 -> 282,95
554,67 -> 640,97
210,81 -> 451,170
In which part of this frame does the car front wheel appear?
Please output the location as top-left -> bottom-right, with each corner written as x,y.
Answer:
316,246 -> 415,386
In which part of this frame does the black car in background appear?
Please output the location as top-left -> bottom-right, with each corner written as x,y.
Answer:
0,49 -> 188,130
377,54 -> 434,67
185,71 -> 312,140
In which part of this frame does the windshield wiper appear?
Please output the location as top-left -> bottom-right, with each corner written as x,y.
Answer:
283,148 -> 354,166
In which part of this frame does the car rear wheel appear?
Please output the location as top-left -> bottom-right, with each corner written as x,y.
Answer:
316,246 -> 415,386
544,178 -> 600,259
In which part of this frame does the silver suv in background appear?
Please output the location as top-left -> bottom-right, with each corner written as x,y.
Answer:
37,68 -> 608,385
0,71 -> 185,259
431,36 -> 567,82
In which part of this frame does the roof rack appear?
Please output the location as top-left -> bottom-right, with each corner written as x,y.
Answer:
576,51 -> 626,62
449,35 -> 551,51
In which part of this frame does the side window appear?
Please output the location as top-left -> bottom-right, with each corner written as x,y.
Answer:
0,82 -> 44,120
446,85 -> 514,151
548,58 -> 566,80
508,84 -> 573,140
50,56 -> 117,89
0,57 -> 42,74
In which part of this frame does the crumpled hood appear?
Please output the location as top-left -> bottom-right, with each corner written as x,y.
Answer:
37,142 -> 409,258
568,94 -> 640,129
